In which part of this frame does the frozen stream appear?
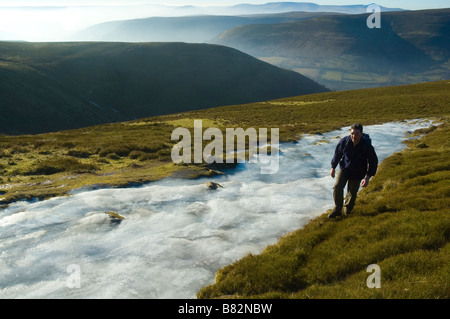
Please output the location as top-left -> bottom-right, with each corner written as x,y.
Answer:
0,120 -> 435,298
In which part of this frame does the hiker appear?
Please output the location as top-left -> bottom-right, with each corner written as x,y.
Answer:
329,123 -> 378,218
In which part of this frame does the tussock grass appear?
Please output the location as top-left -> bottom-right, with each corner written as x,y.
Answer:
197,122 -> 450,299
0,120 -> 180,203
24,157 -> 98,175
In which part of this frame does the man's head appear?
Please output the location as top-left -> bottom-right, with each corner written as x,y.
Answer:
350,123 -> 363,145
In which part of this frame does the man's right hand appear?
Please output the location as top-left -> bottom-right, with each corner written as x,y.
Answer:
330,168 -> 336,178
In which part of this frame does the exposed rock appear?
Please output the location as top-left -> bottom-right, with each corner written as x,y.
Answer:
206,182 -> 223,190
105,211 -> 125,224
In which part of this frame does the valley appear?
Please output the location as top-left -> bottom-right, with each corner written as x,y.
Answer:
213,9 -> 450,90
65,7 -> 450,91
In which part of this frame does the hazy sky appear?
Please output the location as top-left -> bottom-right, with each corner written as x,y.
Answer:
0,1 -> 448,41
1,1 -> 449,10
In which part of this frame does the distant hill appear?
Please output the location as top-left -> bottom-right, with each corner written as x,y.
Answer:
213,9 -> 450,90
143,2 -> 405,16
71,2 -> 405,44
201,2 -> 405,15
0,41 -> 328,135
71,12 -> 338,43
0,2 -> 405,42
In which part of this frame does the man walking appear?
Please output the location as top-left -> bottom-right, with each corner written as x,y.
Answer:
329,123 -> 378,218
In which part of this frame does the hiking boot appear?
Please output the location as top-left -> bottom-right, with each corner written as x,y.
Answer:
328,209 -> 342,219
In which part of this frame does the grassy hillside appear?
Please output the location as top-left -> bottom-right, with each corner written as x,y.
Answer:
198,121 -> 450,299
214,9 -> 450,91
0,80 -> 448,299
0,80 -> 448,208
0,41 -> 327,135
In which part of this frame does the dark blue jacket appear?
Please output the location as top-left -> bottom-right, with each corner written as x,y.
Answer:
331,135 -> 378,180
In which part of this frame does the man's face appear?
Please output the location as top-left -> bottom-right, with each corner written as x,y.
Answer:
351,129 -> 363,145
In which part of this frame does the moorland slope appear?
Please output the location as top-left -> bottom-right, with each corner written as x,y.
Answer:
0,41 -> 327,135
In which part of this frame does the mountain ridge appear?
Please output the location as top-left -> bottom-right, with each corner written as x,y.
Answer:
213,8 -> 450,90
0,2 -> 406,42
71,12 -> 339,43
0,41 -> 328,135
117,2 -> 405,17
70,1 -> 406,44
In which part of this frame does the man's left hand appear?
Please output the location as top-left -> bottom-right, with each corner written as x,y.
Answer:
361,177 -> 370,188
